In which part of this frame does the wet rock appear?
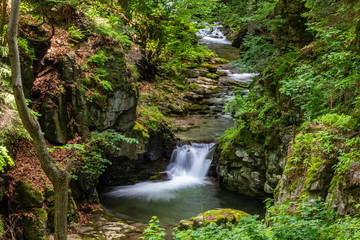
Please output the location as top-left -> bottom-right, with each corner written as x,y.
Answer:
178,208 -> 250,230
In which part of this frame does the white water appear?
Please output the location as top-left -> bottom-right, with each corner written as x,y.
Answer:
103,143 -> 215,202
197,23 -> 232,45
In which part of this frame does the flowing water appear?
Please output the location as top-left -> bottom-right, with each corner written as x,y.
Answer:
98,24 -> 265,226
99,143 -> 264,226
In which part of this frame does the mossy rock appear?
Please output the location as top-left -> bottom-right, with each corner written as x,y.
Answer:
14,181 -> 43,208
133,121 -> 150,139
205,73 -> 220,80
23,208 -> 48,240
189,104 -> 209,111
178,208 -> 250,230
201,63 -> 217,73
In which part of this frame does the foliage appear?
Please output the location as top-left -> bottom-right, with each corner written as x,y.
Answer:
140,216 -> 166,240
137,105 -> 172,132
142,198 -> 360,239
50,129 -> 138,180
67,25 -> 84,41
129,0 -> 216,79
0,146 -> 14,173
232,34 -> 276,73
17,37 -> 36,59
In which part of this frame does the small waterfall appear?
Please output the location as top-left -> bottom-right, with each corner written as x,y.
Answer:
196,23 -> 232,45
103,143 -> 216,202
166,143 -> 215,179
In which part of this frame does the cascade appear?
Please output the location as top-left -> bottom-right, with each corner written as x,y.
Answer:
102,143 -> 215,202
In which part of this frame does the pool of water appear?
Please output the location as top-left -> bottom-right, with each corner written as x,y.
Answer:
98,178 -> 265,226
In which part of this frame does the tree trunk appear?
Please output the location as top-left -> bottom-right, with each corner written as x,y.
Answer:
248,0 -> 256,35
0,0 -> 7,45
356,19 -> 360,52
7,0 -> 72,239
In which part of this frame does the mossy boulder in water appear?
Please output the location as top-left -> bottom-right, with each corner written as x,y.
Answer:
178,208 -> 250,230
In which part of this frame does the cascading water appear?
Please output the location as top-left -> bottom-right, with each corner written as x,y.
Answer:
101,143 -> 215,202
167,143 -> 215,179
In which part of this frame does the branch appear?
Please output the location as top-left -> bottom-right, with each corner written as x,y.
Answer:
22,8 -> 55,43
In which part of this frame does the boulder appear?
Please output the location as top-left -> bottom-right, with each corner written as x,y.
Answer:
13,181 -> 43,209
178,208 -> 250,230
23,208 -> 48,240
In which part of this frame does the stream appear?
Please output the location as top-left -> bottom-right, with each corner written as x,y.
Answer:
98,24 -> 265,227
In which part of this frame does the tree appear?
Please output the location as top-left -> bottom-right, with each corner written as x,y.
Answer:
7,0 -> 71,239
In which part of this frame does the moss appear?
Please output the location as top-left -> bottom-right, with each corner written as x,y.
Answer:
205,73 -> 219,80
23,208 -> 48,240
14,181 -> 43,208
133,121 -> 150,139
179,208 -> 250,230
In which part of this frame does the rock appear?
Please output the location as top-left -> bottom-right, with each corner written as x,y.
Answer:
189,104 -> 209,111
39,94 -> 69,144
205,73 -> 219,80
232,28 -> 248,48
184,68 -> 209,78
326,162 -> 360,215
178,208 -> 250,230
201,63 -> 217,73
13,181 -> 43,209
23,208 -> 48,240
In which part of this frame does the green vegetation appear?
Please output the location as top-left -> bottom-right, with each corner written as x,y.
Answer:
0,146 -> 14,173
141,199 -> 360,239
49,129 -> 138,180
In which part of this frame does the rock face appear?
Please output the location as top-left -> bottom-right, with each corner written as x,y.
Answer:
276,114 -> 360,216
99,124 -> 177,186
216,128 -> 290,197
178,208 -> 250,230
38,49 -> 138,145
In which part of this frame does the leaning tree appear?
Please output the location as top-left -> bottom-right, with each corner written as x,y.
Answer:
7,0 -> 72,239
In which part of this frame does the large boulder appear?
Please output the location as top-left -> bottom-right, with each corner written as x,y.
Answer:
216,127 -> 289,197
178,208 -> 250,230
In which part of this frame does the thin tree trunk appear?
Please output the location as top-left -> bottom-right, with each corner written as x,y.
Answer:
356,19 -> 360,52
7,0 -> 72,239
0,0 -> 7,45
248,0 -> 256,35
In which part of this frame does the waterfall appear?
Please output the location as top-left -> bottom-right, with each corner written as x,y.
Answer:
166,143 -> 215,179
196,23 -> 232,45
103,143 -> 216,202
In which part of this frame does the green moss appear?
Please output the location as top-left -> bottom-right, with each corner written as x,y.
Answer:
179,208 -> 250,230
133,121 -> 150,139
23,208 -> 48,240
14,181 -> 43,208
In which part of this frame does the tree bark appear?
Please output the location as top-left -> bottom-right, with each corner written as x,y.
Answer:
7,0 -> 72,239
248,0 -> 256,35
0,0 -> 7,45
